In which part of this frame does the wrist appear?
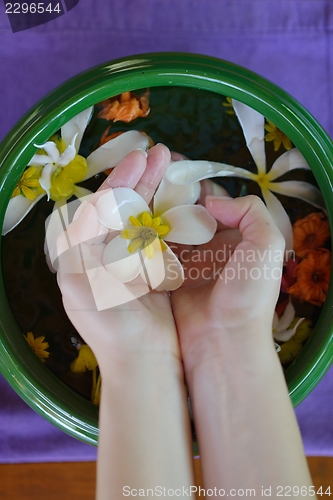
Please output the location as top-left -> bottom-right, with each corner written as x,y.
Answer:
181,322 -> 278,382
98,348 -> 183,382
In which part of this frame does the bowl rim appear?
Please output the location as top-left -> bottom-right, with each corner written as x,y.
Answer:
1,51 -> 333,447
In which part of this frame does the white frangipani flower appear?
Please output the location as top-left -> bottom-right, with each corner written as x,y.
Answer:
3,106 -> 149,235
93,178 -> 216,291
165,100 -> 325,255
273,300 -> 304,342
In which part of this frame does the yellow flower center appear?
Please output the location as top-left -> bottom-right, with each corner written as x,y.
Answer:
49,154 -> 88,202
120,211 -> 170,258
254,173 -> 271,190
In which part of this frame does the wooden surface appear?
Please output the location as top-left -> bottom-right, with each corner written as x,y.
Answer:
0,457 -> 332,499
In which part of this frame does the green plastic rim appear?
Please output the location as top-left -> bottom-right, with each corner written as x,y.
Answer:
1,52 -> 333,448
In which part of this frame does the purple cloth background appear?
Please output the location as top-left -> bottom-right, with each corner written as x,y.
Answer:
0,0 -> 332,462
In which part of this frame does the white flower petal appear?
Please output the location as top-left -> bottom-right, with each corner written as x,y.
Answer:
163,205 -> 217,245
84,130 -> 150,180
39,163 -> 54,200
267,149 -> 310,181
165,160 -> 253,186
2,193 -> 45,235
276,301 -> 295,332
95,187 -> 150,230
153,175 -> 200,215
269,180 -> 325,209
273,312 -> 279,331
102,235 -> 142,282
142,243 -> 184,291
274,318 -> 305,342
66,202 -> 108,246
34,141 -> 60,163
57,135 -> 77,166
61,107 -> 93,153
73,186 -> 93,199
232,99 -> 266,175
28,154 -> 52,166
261,188 -> 293,255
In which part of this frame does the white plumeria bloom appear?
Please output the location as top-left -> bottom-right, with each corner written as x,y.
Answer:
3,106 -> 149,235
273,300 -> 304,342
165,100 -> 325,255
93,178 -> 216,291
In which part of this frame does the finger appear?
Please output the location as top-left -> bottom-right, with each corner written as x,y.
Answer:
98,149 -> 147,192
206,194 -> 285,252
134,143 -> 171,204
199,180 -> 231,231
87,149 -> 148,206
199,179 -> 230,204
170,151 -> 188,161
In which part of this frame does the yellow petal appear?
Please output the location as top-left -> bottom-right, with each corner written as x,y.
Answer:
141,212 -> 153,226
21,186 -> 37,201
63,155 -> 88,183
151,216 -> 162,229
70,357 -> 86,373
50,170 -> 75,201
129,216 -> 142,226
128,238 -> 144,253
156,224 -> 170,237
120,228 -> 142,239
144,242 -> 155,258
11,186 -> 21,198
78,345 -> 98,370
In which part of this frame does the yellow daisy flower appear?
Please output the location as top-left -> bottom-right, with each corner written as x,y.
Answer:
70,344 -> 98,373
120,211 -> 170,258
264,119 -> 292,151
70,344 -> 101,406
25,332 -> 49,363
222,96 -> 235,115
12,167 -> 42,201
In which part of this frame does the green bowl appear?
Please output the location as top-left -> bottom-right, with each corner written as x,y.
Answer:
1,53 -> 333,449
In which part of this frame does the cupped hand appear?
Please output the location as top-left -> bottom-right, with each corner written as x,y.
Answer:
170,192 -> 285,372
49,144 -> 181,373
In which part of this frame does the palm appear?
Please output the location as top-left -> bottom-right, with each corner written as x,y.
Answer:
170,227 -> 241,356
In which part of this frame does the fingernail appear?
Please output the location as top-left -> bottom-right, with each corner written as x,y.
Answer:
136,148 -> 148,157
207,195 -> 233,201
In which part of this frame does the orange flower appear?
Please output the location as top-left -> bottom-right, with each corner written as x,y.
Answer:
98,91 -> 150,123
287,249 -> 331,306
293,212 -> 330,257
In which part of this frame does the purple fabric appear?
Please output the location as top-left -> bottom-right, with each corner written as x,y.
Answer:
0,0 -> 333,462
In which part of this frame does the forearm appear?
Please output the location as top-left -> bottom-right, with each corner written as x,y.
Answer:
97,352 -> 195,500
185,332 -> 314,498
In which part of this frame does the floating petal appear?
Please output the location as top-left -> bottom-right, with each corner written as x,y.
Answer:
34,141 -> 60,163
84,130 -> 150,180
95,187 -> 150,230
267,148 -> 310,181
154,175 -> 200,215
28,154 -> 53,166
39,163 -> 54,200
276,301 -> 296,332
261,188 -> 293,255
2,193 -> 45,235
274,318 -> 305,342
57,134 -> 77,166
165,160 -> 253,186
268,180 -> 325,209
163,205 -> 217,245
61,107 -> 93,153
232,100 -> 266,175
